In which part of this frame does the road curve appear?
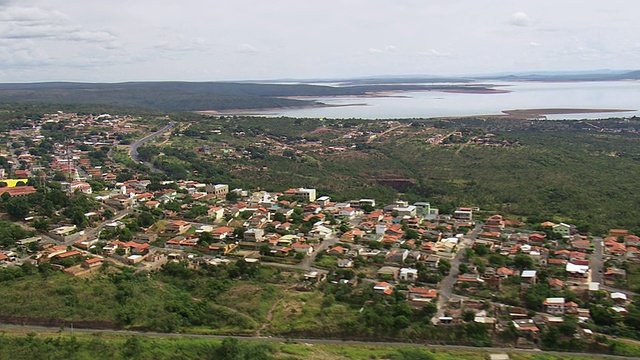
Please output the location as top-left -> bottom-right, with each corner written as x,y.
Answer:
129,121 -> 174,174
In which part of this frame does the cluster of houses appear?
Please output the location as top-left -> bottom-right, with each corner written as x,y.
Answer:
0,112 -> 147,194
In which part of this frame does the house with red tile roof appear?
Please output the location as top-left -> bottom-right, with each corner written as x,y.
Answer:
373,281 -> 393,295
55,250 -> 82,259
82,257 -> 103,269
496,267 -> 516,278
0,186 -> 37,197
407,287 -> 438,306
609,229 -> 629,236
165,220 -> 191,235
625,235 -> 640,247
549,278 -> 564,290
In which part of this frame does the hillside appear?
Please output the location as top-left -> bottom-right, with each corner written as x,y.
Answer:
136,115 -> 640,233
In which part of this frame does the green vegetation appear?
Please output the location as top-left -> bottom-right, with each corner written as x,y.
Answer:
0,332 -> 616,360
0,221 -> 33,247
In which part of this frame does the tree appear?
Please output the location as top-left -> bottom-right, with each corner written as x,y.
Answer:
474,244 -> 488,256
514,253 -> 534,270
462,310 -> 476,322
226,191 -> 239,202
233,227 -> 247,238
273,212 -> 286,222
5,196 -> 30,219
199,231 -> 214,245
33,218 -> 49,232
438,259 -> 451,275
405,229 -> 420,240
459,263 -> 469,274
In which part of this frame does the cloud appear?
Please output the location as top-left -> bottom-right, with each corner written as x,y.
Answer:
0,5 -> 116,43
236,43 -> 258,53
510,11 -> 532,27
152,37 -> 209,53
529,41 -> 541,47
369,45 -> 397,54
418,49 -> 453,58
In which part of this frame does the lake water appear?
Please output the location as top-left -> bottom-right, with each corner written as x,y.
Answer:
254,80 -> 640,120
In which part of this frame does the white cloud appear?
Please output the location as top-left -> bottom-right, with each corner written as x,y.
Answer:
236,43 -> 258,53
369,45 -> 397,54
152,37 -> 209,53
510,11 -> 532,27
0,5 -> 116,43
0,1 -> 639,82
418,49 -> 453,58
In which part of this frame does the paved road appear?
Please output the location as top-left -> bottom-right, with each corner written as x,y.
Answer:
65,209 -> 134,246
300,234 -> 339,271
433,223 -> 483,323
0,323 -> 635,359
129,121 -> 174,174
590,236 -> 604,284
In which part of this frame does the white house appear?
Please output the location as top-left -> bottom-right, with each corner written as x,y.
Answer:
399,268 -> 419,282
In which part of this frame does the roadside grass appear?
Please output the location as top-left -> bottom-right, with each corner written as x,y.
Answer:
314,256 -> 337,269
214,283 -> 281,322
0,272 -> 118,322
626,263 -> 640,292
0,329 -> 618,360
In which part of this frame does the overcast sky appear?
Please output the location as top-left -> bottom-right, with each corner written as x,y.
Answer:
0,0 -> 638,82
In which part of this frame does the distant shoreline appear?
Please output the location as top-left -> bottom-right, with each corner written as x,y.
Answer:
196,102 -> 368,116
197,86 -> 512,116
501,108 -> 636,118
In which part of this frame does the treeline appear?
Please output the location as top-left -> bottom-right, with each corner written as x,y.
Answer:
0,335 -> 275,360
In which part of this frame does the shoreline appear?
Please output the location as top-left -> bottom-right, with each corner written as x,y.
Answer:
501,108 -> 636,118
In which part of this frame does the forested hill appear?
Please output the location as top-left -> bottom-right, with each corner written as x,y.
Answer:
0,81 -> 499,112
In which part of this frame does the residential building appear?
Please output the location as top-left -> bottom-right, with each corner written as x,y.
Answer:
165,220 -> 191,235
205,183 -> 229,198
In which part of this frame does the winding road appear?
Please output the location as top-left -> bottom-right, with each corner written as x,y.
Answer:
129,121 -> 174,174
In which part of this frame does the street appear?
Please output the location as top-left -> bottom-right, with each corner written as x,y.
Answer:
590,236 -> 604,284
433,223 -> 483,323
129,121 -> 174,174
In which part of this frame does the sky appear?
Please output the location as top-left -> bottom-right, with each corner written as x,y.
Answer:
0,0 -> 638,82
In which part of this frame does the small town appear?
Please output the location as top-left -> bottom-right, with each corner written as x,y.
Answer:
0,111 -> 638,354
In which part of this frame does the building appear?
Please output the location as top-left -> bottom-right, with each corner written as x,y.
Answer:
285,188 -> 316,202
393,205 -> 417,218
244,228 -> 264,242
552,223 -> 575,237
165,220 -> 191,235
70,181 -> 92,194
205,184 -> 229,198
399,268 -> 418,282
521,270 -> 537,289
0,186 -> 37,197
82,257 -> 103,269
454,207 -> 473,221
543,297 -> 566,315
